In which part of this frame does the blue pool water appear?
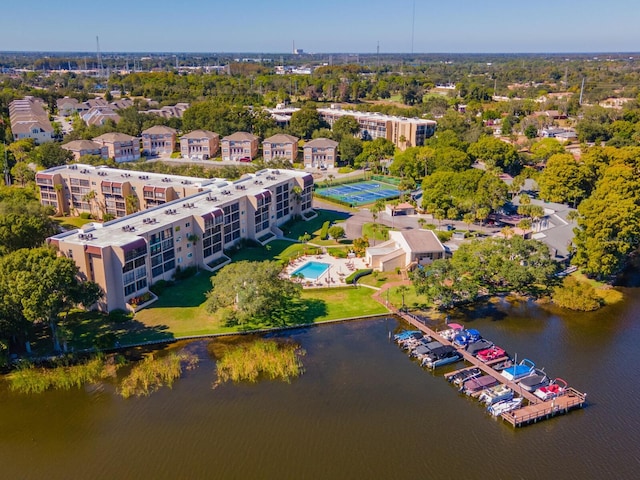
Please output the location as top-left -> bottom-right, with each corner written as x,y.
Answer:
291,261 -> 330,280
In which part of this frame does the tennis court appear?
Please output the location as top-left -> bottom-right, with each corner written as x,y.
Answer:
316,180 -> 401,206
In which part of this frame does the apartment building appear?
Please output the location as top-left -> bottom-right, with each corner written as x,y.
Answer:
180,130 -> 220,159
317,107 -> 437,150
46,168 -> 314,312
57,97 -> 81,116
83,106 -> 121,126
262,133 -> 299,163
92,132 -> 141,162
9,96 -> 55,144
221,131 -> 259,161
141,125 -> 177,156
61,140 -> 109,161
35,164 -> 215,218
303,138 -> 338,169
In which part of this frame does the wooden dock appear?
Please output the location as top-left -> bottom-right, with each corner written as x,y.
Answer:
396,311 -> 587,427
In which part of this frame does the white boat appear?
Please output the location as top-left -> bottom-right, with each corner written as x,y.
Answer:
438,323 -> 464,341
534,378 -> 568,401
488,397 -> 523,417
478,384 -> 514,405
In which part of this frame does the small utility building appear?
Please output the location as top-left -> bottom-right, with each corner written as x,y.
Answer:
366,229 -> 445,272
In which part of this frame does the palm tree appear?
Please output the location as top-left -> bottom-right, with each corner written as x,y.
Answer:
82,190 -> 97,219
125,194 -> 140,215
397,285 -> 410,311
463,213 -> 475,231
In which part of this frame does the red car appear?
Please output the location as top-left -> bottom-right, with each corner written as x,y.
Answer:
238,157 -> 252,162
476,346 -> 506,362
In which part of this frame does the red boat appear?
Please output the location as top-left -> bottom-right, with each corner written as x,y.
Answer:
534,378 -> 568,401
476,346 -> 507,362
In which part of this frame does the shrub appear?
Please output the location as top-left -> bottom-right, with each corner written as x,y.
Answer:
552,277 -> 603,311
173,265 -> 197,281
345,268 -> 373,284
79,212 -> 92,219
436,231 -> 453,242
320,220 -> 330,240
328,225 -> 345,240
150,279 -> 174,296
109,309 -> 133,324
327,248 -> 348,258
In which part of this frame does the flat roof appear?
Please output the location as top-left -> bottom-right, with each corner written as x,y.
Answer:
39,163 -> 217,189
50,168 -> 311,248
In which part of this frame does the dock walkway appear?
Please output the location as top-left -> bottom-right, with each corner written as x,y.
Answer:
396,310 -> 587,427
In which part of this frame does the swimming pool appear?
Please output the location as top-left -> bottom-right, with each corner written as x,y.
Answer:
290,261 -> 330,281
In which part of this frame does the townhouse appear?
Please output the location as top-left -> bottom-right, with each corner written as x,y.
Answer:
92,132 -> 141,162
221,132 -> 259,161
303,138 -> 338,169
61,140 -> 109,161
141,125 -> 177,156
180,129 -> 220,159
9,96 -> 55,144
262,133 -> 299,163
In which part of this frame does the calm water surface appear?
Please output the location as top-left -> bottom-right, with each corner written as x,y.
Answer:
2,290 -> 640,479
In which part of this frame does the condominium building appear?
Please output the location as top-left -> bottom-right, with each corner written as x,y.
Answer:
262,133 -> 299,163
141,125 -> 177,156
47,168 -> 314,312
35,164 -> 215,218
303,138 -> 338,169
180,130 -> 220,159
61,140 -> 109,161
221,132 -> 259,161
93,132 -> 141,162
317,107 -> 437,150
9,96 -> 55,144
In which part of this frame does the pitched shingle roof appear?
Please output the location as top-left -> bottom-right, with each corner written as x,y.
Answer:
222,131 -> 258,142
141,125 -> 177,135
181,129 -> 219,139
263,133 -> 299,144
304,138 -> 338,149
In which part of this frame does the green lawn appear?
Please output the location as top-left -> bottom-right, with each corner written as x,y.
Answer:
362,222 -> 392,241
281,209 -> 350,241
227,240 -> 320,263
386,285 -> 430,310
358,271 -> 404,288
53,216 -> 94,230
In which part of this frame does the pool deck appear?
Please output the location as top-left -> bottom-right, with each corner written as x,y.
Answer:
285,253 -> 368,287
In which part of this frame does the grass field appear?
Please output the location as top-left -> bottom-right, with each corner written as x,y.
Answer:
53,216 -> 94,230
280,209 -> 350,241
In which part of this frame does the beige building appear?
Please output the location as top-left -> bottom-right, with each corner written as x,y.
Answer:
221,132 -> 259,161
57,97 -> 81,116
262,133 -> 299,163
61,140 -> 109,161
35,164 -> 216,219
366,230 -> 445,272
141,125 -> 177,156
180,130 -> 220,159
9,96 -> 55,144
93,132 -> 141,162
317,107 -> 436,150
303,138 -> 338,169
46,168 -> 314,312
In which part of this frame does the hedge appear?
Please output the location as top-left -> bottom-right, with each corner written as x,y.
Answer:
345,268 -> 373,285
320,220 -> 330,240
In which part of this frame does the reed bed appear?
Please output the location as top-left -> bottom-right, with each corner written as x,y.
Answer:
8,355 -> 122,394
216,340 -> 305,384
118,352 -> 199,398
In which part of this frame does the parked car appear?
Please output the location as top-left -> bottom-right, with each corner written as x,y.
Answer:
238,157 -> 251,162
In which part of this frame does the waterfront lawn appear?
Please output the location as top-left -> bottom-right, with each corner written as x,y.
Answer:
358,270 -> 404,288
386,285 -> 430,310
571,271 -> 624,305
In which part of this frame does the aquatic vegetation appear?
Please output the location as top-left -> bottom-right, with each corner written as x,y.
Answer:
118,352 -> 199,398
215,340 -> 305,384
7,355 -> 123,394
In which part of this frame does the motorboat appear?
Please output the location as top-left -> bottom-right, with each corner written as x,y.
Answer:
449,367 -> 481,387
461,375 -> 498,395
438,323 -> 464,341
534,378 -> 568,401
478,384 -> 514,406
488,397 -> 523,416
393,330 -> 422,342
466,339 -> 494,356
491,358 -> 514,372
410,340 -> 443,358
518,368 -> 550,392
501,358 -> 535,381
476,346 -> 507,363
453,329 -> 482,348
421,346 -> 462,369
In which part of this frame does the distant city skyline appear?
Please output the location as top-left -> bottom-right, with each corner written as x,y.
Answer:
3,0 -> 640,54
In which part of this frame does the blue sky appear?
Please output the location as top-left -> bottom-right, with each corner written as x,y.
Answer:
3,0 -> 639,53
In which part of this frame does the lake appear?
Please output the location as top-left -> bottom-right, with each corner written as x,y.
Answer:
2,290 -> 640,479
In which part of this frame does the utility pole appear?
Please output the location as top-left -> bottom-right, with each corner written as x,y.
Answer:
579,77 -> 586,105
3,142 -> 11,186
377,41 -> 380,69
411,0 -> 416,54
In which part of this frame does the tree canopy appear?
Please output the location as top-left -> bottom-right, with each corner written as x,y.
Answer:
205,261 -> 301,326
